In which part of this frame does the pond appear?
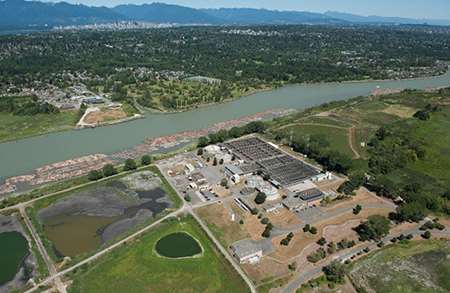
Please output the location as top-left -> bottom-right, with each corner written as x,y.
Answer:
42,214 -> 119,257
0,231 -> 29,285
155,232 -> 202,258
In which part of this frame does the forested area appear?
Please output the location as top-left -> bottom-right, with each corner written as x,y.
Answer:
1,25 -> 449,110
0,96 -> 59,115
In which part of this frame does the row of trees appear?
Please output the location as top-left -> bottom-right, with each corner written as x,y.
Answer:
198,121 -> 267,147
88,155 -> 152,181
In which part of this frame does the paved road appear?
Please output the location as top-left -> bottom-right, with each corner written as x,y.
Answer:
20,206 -> 67,293
281,222 -> 450,293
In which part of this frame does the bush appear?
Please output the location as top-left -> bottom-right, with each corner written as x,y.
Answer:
141,155 -> 152,165
124,158 -> 137,171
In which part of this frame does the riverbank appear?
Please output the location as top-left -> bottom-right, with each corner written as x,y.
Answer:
0,71 -> 449,185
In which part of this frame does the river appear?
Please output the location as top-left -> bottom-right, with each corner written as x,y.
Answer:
1,71 -> 450,181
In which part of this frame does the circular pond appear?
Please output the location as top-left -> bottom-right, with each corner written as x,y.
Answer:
0,231 -> 29,285
155,232 -> 202,258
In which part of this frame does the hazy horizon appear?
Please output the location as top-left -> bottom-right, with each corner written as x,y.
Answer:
39,0 -> 450,20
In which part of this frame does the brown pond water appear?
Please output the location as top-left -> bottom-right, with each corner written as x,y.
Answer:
43,214 -> 119,257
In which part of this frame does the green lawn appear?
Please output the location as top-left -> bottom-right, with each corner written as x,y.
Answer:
349,240 -> 450,293
0,110 -> 78,142
68,216 -> 249,293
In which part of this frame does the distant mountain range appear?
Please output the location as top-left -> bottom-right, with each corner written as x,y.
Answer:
1,0 -> 450,30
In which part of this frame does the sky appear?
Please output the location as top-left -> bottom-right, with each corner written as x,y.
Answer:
53,0 -> 450,20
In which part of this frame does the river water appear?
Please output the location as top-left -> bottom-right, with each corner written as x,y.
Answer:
1,72 -> 450,181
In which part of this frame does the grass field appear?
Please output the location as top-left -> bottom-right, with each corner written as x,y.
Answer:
0,110 -> 78,142
68,216 -> 250,293
283,124 -> 355,158
404,108 -> 450,184
349,240 -> 450,293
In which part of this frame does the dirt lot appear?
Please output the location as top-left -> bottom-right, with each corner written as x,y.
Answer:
196,202 -> 249,246
268,209 -> 302,229
84,108 -> 127,124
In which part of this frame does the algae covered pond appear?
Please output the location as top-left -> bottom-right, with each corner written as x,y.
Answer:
43,214 -> 119,257
155,232 -> 202,258
0,231 -> 29,285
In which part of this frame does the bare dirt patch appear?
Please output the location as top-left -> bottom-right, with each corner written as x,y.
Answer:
242,257 -> 290,285
244,213 -> 267,240
268,210 -> 302,229
321,187 -> 389,212
84,108 -> 127,124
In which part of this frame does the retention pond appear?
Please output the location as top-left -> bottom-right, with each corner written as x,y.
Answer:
155,232 -> 202,258
0,231 -> 29,285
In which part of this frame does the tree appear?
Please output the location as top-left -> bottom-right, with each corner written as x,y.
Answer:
141,155 -> 152,166
213,157 -> 218,166
88,170 -> 103,181
303,224 -> 311,233
262,226 -> 271,238
317,237 -> 327,246
310,226 -> 318,234
102,164 -> 117,177
323,261 -> 347,283
198,136 -> 209,147
220,178 -> 228,188
261,217 -> 270,225
422,230 -> 432,239
355,215 -> 391,241
197,148 -> 204,156
353,204 -> 362,215
254,192 -> 267,205
184,194 -> 191,202
124,158 -> 137,171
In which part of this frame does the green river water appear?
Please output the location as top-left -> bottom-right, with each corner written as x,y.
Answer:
1,71 -> 450,181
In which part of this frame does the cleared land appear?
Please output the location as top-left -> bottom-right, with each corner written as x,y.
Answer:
68,216 -> 250,293
349,240 -> 450,293
83,108 -> 127,124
